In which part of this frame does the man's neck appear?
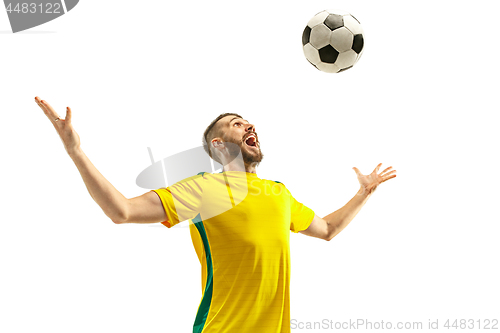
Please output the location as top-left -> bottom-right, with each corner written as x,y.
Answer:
222,162 -> 257,175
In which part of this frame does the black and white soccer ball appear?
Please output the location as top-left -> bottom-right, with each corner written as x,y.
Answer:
302,9 -> 364,73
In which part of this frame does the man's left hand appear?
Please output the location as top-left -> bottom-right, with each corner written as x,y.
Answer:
353,163 -> 397,195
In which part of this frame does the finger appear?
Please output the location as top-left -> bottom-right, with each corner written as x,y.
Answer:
35,97 -> 48,112
35,98 -> 55,118
372,163 -> 382,174
35,96 -> 46,109
381,174 -> 397,183
36,98 -> 55,117
38,98 -> 61,120
352,167 -> 362,176
66,107 -> 72,125
380,170 -> 396,178
41,99 -> 58,115
380,166 -> 392,174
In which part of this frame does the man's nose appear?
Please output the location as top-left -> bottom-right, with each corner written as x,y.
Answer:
245,123 -> 256,132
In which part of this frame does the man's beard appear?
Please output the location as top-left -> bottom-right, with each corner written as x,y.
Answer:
223,135 -> 264,168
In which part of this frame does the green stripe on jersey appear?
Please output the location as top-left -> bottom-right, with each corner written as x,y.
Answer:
192,214 -> 213,333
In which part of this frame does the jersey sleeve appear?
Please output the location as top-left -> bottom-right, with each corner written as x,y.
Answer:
282,184 -> 315,233
151,174 -> 205,228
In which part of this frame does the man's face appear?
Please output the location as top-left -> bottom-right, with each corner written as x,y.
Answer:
213,115 -> 263,166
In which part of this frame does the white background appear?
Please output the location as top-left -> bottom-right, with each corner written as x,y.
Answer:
1,0 -> 499,332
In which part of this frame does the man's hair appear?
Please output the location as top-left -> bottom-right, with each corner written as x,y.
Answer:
202,113 -> 243,162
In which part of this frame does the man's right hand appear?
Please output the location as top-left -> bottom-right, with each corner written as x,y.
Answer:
35,96 -> 81,156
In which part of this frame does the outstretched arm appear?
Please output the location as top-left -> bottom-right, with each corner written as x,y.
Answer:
299,163 -> 396,241
35,97 -> 130,223
35,97 -> 167,224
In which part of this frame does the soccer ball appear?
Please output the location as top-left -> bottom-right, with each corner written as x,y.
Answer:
302,9 -> 364,73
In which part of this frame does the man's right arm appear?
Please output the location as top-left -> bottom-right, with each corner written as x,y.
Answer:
35,97 -> 167,225
70,149 -> 167,224
121,191 -> 168,224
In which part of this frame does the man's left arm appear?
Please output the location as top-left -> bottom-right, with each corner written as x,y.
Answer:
299,163 -> 397,241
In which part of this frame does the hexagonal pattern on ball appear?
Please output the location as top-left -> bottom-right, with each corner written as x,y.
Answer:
307,11 -> 329,28
303,9 -> 364,74
330,27 -> 354,53
303,43 -> 321,65
324,14 -> 344,30
316,62 -> 340,73
343,14 -> 363,35
335,50 -> 358,69
309,24 -> 332,49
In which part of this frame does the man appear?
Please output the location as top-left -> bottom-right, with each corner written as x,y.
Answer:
35,97 -> 397,333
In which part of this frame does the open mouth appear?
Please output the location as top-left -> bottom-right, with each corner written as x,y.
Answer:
244,134 -> 258,148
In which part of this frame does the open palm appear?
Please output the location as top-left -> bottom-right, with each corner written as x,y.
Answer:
35,96 -> 80,155
353,163 -> 396,195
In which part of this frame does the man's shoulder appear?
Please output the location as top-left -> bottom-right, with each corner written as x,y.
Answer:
170,172 -> 208,187
194,171 -> 285,187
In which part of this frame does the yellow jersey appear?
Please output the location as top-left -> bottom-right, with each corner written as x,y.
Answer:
151,171 -> 314,333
